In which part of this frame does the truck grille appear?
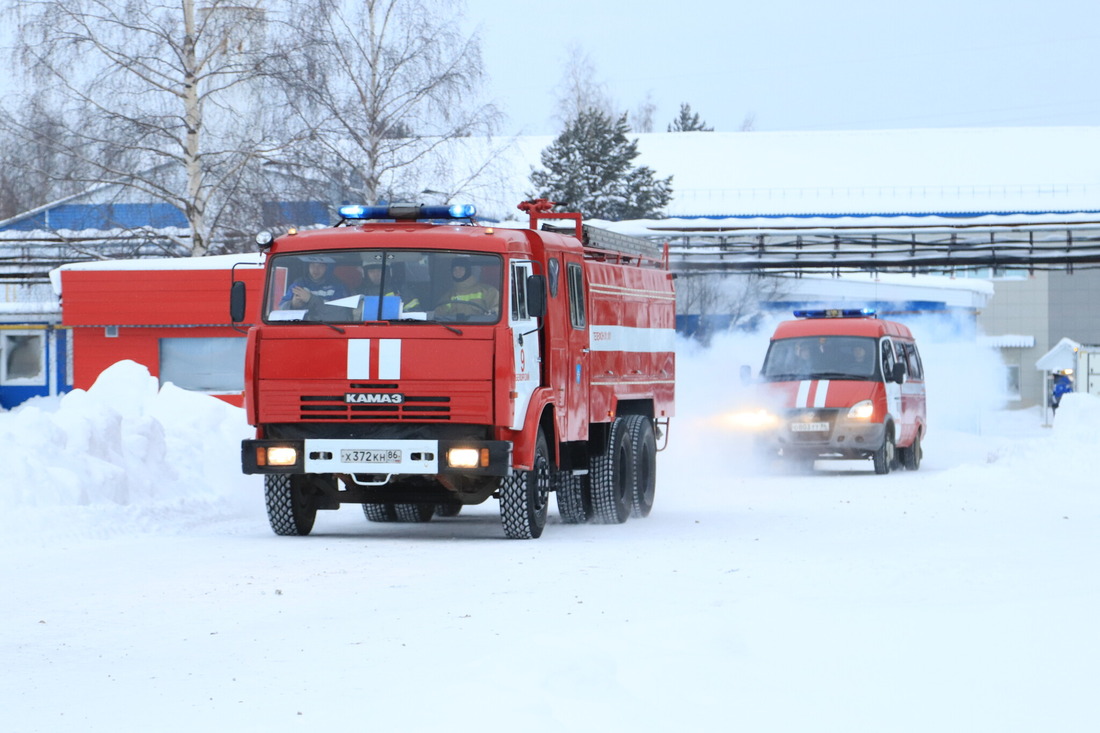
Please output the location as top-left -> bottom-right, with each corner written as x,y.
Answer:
298,389 -> 452,421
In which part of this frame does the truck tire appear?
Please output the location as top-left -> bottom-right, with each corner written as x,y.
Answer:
555,471 -> 590,524
363,503 -> 396,522
265,474 -> 317,536
435,502 -> 462,517
872,427 -> 896,475
395,503 -> 434,522
590,417 -> 632,524
500,431 -> 550,539
900,431 -> 922,471
623,414 -> 657,518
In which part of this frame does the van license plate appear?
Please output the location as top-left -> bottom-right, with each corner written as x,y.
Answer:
341,449 -> 402,463
790,422 -> 829,432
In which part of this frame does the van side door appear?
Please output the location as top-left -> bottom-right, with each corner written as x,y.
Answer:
897,341 -> 926,444
880,337 -> 903,435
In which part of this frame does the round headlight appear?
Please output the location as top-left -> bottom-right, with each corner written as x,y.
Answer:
847,400 -> 875,419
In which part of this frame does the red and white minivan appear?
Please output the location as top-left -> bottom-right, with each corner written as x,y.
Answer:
749,309 -> 926,473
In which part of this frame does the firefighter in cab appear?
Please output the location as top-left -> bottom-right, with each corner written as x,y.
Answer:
434,256 -> 500,320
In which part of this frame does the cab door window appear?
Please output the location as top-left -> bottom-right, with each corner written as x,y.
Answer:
567,263 -> 586,329
880,338 -> 896,378
510,261 -> 532,320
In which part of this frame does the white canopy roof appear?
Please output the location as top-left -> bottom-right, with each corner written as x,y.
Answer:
1035,337 -> 1082,372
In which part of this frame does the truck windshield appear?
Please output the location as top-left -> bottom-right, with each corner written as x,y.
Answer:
264,250 -> 503,324
760,336 -> 880,381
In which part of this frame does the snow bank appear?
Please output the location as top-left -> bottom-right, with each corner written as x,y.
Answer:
0,360 -> 259,544
0,330 -> 1089,545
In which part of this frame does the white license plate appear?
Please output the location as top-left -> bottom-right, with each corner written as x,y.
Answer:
340,449 -> 402,463
790,422 -> 829,432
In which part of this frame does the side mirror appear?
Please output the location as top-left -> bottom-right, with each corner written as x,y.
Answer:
526,274 -> 546,318
230,280 -> 247,323
739,364 -> 752,384
891,362 -> 906,384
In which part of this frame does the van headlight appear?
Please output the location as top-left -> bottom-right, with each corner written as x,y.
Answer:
847,400 -> 875,419
725,408 -> 780,430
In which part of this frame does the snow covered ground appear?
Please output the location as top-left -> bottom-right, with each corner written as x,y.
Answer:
3,329 -> 1098,732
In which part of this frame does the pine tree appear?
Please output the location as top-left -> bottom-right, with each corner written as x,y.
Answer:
529,109 -> 673,220
668,102 -> 713,132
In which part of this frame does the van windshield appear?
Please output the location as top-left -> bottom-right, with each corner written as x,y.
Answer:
760,336 -> 879,382
264,250 -> 502,324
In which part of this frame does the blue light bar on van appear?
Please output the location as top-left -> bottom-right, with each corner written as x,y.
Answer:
338,204 -> 477,221
793,308 -> 876,319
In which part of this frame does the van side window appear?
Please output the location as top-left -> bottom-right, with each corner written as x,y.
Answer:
881,339 -> 896,377
903,342 -> 924,380
893,341 -> 908,376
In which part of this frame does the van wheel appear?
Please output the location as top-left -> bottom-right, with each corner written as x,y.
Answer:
901,432 -> 922,471
873,429 -> 896,475
590,417 -> 633,524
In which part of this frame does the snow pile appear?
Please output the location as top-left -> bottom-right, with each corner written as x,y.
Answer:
0,360 -> 258,542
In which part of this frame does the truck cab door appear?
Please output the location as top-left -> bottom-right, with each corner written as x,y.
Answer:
562,256 -> 590,439
509,260 -> 540,431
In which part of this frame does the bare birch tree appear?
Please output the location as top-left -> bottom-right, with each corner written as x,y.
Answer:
551,43 -> 615,128
0,92 -> 87,220
4,0 -> 294,255
268,0 -> 499,205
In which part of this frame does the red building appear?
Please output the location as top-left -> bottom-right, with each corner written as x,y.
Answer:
53,254 -> 266,405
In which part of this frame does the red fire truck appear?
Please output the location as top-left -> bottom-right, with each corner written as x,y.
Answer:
231,201 -> 676,539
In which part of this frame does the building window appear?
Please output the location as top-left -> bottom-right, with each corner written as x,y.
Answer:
1,332 -> 46,386
1005,364 -> 1021,400
158,337 -> 246,393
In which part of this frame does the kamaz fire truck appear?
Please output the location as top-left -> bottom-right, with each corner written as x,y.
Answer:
230,200 -> 676,539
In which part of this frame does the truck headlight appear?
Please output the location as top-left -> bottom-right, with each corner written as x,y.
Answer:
263,445 -> 299,466
847,400 -> 875,419
447,447 -> 487,469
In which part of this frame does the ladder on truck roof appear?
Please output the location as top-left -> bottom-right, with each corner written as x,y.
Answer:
582,225 -> 665,264
519,199 -> 666,267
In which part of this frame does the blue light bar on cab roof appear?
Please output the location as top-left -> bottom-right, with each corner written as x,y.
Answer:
338,203 -> 476,221
793,307 -> 876,319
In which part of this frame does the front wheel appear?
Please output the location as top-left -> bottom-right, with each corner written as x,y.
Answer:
872,428 -> 896,475
265,474 -> 318,536
500,431 -> 551,539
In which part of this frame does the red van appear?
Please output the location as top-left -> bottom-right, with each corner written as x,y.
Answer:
746,309 -> 926,473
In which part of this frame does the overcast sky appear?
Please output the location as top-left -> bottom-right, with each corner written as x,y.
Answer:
463,0 -> 1100,135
